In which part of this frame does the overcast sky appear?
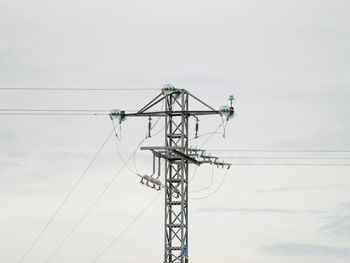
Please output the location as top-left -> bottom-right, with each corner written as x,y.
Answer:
1,0 -> 350,263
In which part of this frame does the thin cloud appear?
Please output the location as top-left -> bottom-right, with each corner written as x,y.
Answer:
260,243 -> 350,257
197,207 -> 323,214
256,185 -> 350,193
321,202 -> 350,238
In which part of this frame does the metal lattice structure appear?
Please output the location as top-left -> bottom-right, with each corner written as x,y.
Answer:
163,90 -> 189,263
110,85 -> 234,263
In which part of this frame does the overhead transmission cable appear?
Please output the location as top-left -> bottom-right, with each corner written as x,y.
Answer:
188,122 -> 229,196
17,129 -> 114,263
190,168 -> 229,200
92,99 -> 182,262
110,99 -> 165,176
190,131 -> 223,141
190,165 -> 215,193
0,109 -> 115,112
111,121 -> 164,176
44,135 -> 147,263
206,149 -> 350,153
188,166 -> 198,183
0,113 -> 109,116
0,88 -> 158,91
46,102 -> 165,262
111,121 -> 139,175
186,116 -> 231,199
229,163 -> 350,166
199,122 -> 225,149
132,99 -> 165,174
91,191 -> 162,263
187,121 -> 226,185
221,157 -> 350,160
0,109 -> 133,116
188,121 -> 350,197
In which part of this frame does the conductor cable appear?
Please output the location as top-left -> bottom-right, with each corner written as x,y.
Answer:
44,136 -> 147,263
17,129 -> 114,263
92,191 -> 162,262
190,168 -> 229,200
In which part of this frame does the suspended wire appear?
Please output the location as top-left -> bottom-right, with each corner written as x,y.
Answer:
132,144 -> 142,176
188,166 -> 198,183
0,109 -> 109,112
91,191 -> 162,263
206,149 -> 350,153
190,131 -> 223,141
151,125 -> 165,137
188,122 -> 225,184
110,118 -> 165,177
111,121 -> 139,175
130,97 -> 183,176
222,157 -> 350,160
90,100 -> 168,263
132,100 -> 165,174
44,96 -> 164,262
0,88 -> 158,91
190,168 -> 229,200
189,155 -> 350,198
188,121 -> 226,194
0,109 -> 138,112
17,129 -> 114,263
110,95 -> 166,181
221,116 -> 229,138
199,123 -> 224,149
0,109 -> 138,116
0,113 -> 108,116
111,121 -> 120,141
190,165 -> 215,193
229,163 -> 350,166
45,136 -> 147,263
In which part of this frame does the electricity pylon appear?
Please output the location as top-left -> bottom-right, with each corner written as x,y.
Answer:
110,85 -> 234,263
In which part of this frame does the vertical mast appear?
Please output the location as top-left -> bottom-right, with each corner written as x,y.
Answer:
164,89 -> 189,263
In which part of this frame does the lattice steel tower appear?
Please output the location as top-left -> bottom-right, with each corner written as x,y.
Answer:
110,85 -> 234,263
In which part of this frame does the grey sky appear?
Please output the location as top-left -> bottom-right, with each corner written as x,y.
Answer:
1,0 -> 350,262
260,243 -> 350,257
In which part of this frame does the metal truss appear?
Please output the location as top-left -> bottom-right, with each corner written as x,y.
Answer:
163,90 -> 189,263
111,86 -> 233,263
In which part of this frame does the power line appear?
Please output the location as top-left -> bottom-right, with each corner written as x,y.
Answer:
111,121 -> 138,175
199,123 -> 224,149
17,129 -> 114,263
0,109 -> 144,116
190,165 -> 215,193
45,136 -> 147,263
188,165 -> 198,184
111,99 -> 165,175
0,113 -> 108,116
190,168 -> 229,200
229,163 -> 350,166
0,109 -> 138,112
222,157 -> 350,160
190,160 -> 350,197
207,149 -> 350,153
188,122 -> 226,183
89,105 -> 166,263
92,192 -> 162,263
0,88 -> 158,91
0,109 -> 130,116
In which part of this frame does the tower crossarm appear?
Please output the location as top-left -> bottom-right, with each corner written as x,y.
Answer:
123,110 -> 220,118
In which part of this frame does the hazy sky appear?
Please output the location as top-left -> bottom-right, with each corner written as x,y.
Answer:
1,0 -> 349,263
